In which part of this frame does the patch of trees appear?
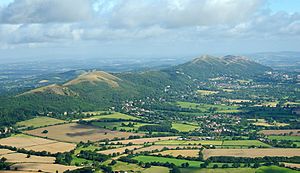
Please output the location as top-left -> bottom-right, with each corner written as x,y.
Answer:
0,157 -> 10,170
56,153 -> 73,165
78,150 -> 110,162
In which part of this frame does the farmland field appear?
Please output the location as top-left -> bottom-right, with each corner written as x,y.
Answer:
0,152 -> 55,163
83,112 -> 138,121
267,135 -> 300,141
133,155 -> 203,167
176,102 -> 241,113
172,123 -> 198,132
92,121 -> 153,131
16,116 -> 65,128
260,129 -> 300,136
25,123 -> 143,143
203,148 -> 300,159
256,166 -> 299,173
112,136 -> 178,145
180,168 -> 255,173
10,163 -> 79,172
133,145 -> 202,154
197,89 -> 219,95
98,145 -> 143,155
155,140 -> 270,147
0,134 -> 76,153
155,149 -> 199,157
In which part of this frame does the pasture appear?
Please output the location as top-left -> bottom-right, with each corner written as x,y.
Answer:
92,121 -> 153,132
155,149 -> 199,157
0,134 -> 76,153
133,155 -> 203,167
197,89 -> 219,95
203,148 -> 300,159
267,135 -> 300,141
16,116 -> 65,128
180,168 -> 255,173
256,166 -> 299,173
83,112 -> 138,121
176,102 -> 241,113
25,123 -> 143,143
172,123 -> 198,132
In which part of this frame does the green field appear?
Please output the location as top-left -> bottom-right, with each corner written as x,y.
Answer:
92,121 -> 153,131
197,90 -> 219,95
176,102 -> 241,113
16,116 -> 65,128
133,155 -> 203,167
172,123 -> 198,132
268,135 -> 300,141
180,168 -> 255,173
155,140 -> 270,147
85,112 -> 138,120
256,166 -> 299,173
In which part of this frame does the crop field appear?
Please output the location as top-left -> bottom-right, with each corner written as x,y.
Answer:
0,134 -> 76,153
92,121 -> 153,131
105,160 -> 169,173
260,129 -> 300,136
16,116 -> 65,128
203,148 -> 300,159
267,135 -> 300,141
176,102 -> 241,113
256,166 -> 299,173
180,168 -> 255,173
1,152 -> 55,163
197,89 -> 219,95
98,145 -> 143,155
155,140 -> 270,147
0,148 -> 14,155
227,99 -> 251,103
172,123 -> 198,132
10,163 -> 79,173
133,155 -> 203,167
155,149 -> 199,157
133,145 -> 202,154
83,112 -> 138,121
112,136 -> 178,144
25,123 -> 143,143
284,163 -> 300,169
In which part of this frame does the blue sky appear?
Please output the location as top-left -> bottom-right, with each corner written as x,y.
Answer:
0,0 -> 299,61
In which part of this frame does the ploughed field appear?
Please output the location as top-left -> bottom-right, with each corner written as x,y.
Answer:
24,123 -> 144,143
260,129 -> 300,136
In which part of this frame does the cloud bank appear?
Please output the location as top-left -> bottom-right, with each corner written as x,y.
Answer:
0,0 -> 299,54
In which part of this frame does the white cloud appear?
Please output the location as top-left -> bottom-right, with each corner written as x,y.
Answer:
0,0 -> 93,24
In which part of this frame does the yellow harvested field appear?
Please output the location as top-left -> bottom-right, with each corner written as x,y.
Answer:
25,123 -> 143,143
1,152 -> 55,163
133,145 -> 202,154
260,129 -> 300,136
197,90 -> 219,95
0,134 -> 76,153
25,142 -> 76,153
112,136 -> 178,145
203,148 -> 300,159
98,145 -> 143,155
284,163 -> 300,169
10,163 -> 79,173
155,149 -> 199,157
0,148 -> 14,155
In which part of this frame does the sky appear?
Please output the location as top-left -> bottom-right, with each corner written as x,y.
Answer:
0,0 -> 299,62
